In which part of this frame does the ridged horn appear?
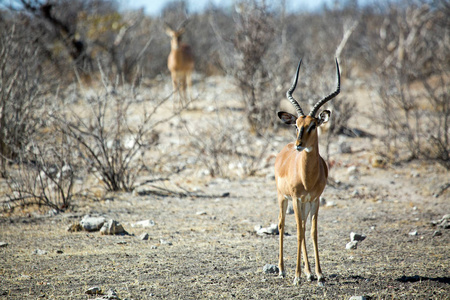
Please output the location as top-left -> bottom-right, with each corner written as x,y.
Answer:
308,58 -> 340,117
286,59 -> 305,117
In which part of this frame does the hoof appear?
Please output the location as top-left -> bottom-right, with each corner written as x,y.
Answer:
305,273 -> 314,282
278,271 -> 286,278
293,277 -> 301,286
317,276 -> 325,287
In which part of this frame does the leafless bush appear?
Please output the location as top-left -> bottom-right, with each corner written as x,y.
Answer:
5,131 -> 79,211
211,1 -> 278,135
0,20 -> 48,176
372,2 -> 449,168
54,68 -> 180,192
187,112 -> 272,178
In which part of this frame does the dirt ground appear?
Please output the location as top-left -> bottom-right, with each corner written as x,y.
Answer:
1,75 -> 449,299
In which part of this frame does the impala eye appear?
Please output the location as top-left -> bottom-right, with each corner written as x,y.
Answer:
307,123 -> 316,133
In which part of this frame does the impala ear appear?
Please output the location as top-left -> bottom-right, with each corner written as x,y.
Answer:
318,110 -> 331,125
164,23 -> 174,34
277,111 -> 297,125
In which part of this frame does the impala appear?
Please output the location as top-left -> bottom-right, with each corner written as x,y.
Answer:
275,59 -> 340,286
165,21 -> 195,106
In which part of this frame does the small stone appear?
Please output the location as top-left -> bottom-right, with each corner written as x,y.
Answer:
347,165 -> 358,175
440,220 -> 450,229
85,286 -> 102,295
33,249 -> 47,255
103,288 -> 119,300
326,201 -> 336,207
160,239 -> 172,245
139,233 -> 149,240
320,197 -> 326,206
408,230 -> 418,236
263,264 -> 279,274
56,250 -> 64,254
350,232 -> 366,242
349,296 -> 367,300
256,224 -> 279,236
140,287 -> 147,292
0,242 -> 8,248
431,214 -> 450,229
196,211 -> 207,215
80,215 -> 106,232
131,220 -> 155,228
432,230 -> 442,237
346,241 -> 358,250
100,220 -> 125,235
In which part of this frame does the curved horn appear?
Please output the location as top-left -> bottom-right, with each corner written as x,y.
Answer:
177,19 -> 190,30
286,59 -> 305,117
308,58 -> 341,117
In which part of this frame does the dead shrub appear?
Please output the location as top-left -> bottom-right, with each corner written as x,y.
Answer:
371,2 -> 449,168
5,131 -> 78,211
187,112 -> 272,178
0,20 -> 48,176
53,66 -> 179,192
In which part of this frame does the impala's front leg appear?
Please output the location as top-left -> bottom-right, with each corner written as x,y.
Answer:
278,194 -> 288,278
292,197 -> 304,286
301,218 -> 313,281
311,201 -> 324,286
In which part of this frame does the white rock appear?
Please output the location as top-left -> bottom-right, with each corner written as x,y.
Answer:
256,223 -> 279,236
408,230 -> 418,236
263,264 -> 279,274
101,288 -> 119,300
139,233 -> 149,240
349,296 -> 367,300
80,215 -> 106,232
346,241 -> 358,250
100,220 -> 125,235
347,165 -> 358,175
326,201 -> 337,207
160,239 -> 172,245
85,286 -> 102,295
132,220 -> 155,228
33,249 -> 47,255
